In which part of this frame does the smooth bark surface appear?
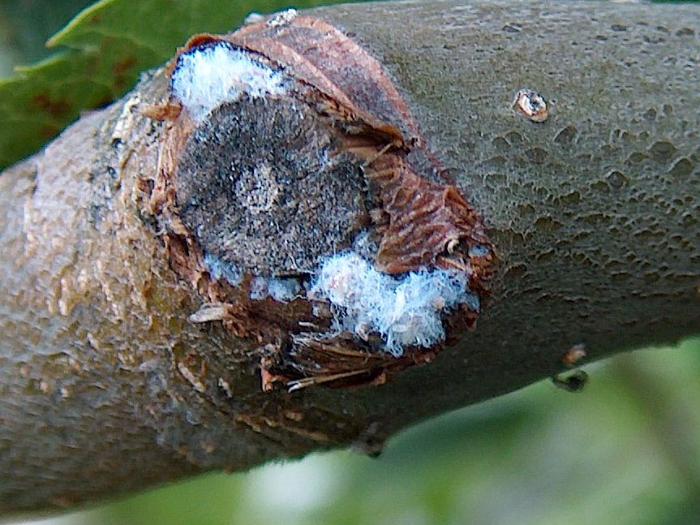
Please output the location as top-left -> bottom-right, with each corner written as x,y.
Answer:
1,0 -> 699,514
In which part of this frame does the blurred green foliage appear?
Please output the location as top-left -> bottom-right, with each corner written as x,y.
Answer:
0,0 -> 94,69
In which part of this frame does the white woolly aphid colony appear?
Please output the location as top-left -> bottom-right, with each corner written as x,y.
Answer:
171,42 -> 287,122
310,253 -> 477,357
173,42 -> 478,357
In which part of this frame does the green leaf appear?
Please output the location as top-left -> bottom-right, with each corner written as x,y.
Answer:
0,0 -> 337,169
0,51 -> 110,169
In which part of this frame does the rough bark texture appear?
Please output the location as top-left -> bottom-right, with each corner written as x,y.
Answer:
1,0 -> 699,515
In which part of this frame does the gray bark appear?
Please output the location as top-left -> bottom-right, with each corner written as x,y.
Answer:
1,0 -> 698,515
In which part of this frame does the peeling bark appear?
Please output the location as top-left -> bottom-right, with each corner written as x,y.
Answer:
0,0 -> 699,515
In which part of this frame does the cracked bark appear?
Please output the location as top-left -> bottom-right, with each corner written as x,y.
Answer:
1,0 -> 699,515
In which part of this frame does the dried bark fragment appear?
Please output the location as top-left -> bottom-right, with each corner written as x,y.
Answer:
513,89 -> 549,123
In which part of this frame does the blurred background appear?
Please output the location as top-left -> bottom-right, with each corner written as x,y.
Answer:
1,1 -> 699,524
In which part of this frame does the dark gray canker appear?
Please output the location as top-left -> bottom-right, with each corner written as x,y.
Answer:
175,95 -> 368,276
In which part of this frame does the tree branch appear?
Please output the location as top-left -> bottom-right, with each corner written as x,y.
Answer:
1,0 -> 698,515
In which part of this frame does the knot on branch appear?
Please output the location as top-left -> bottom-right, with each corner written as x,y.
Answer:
143,14 -> 495,391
